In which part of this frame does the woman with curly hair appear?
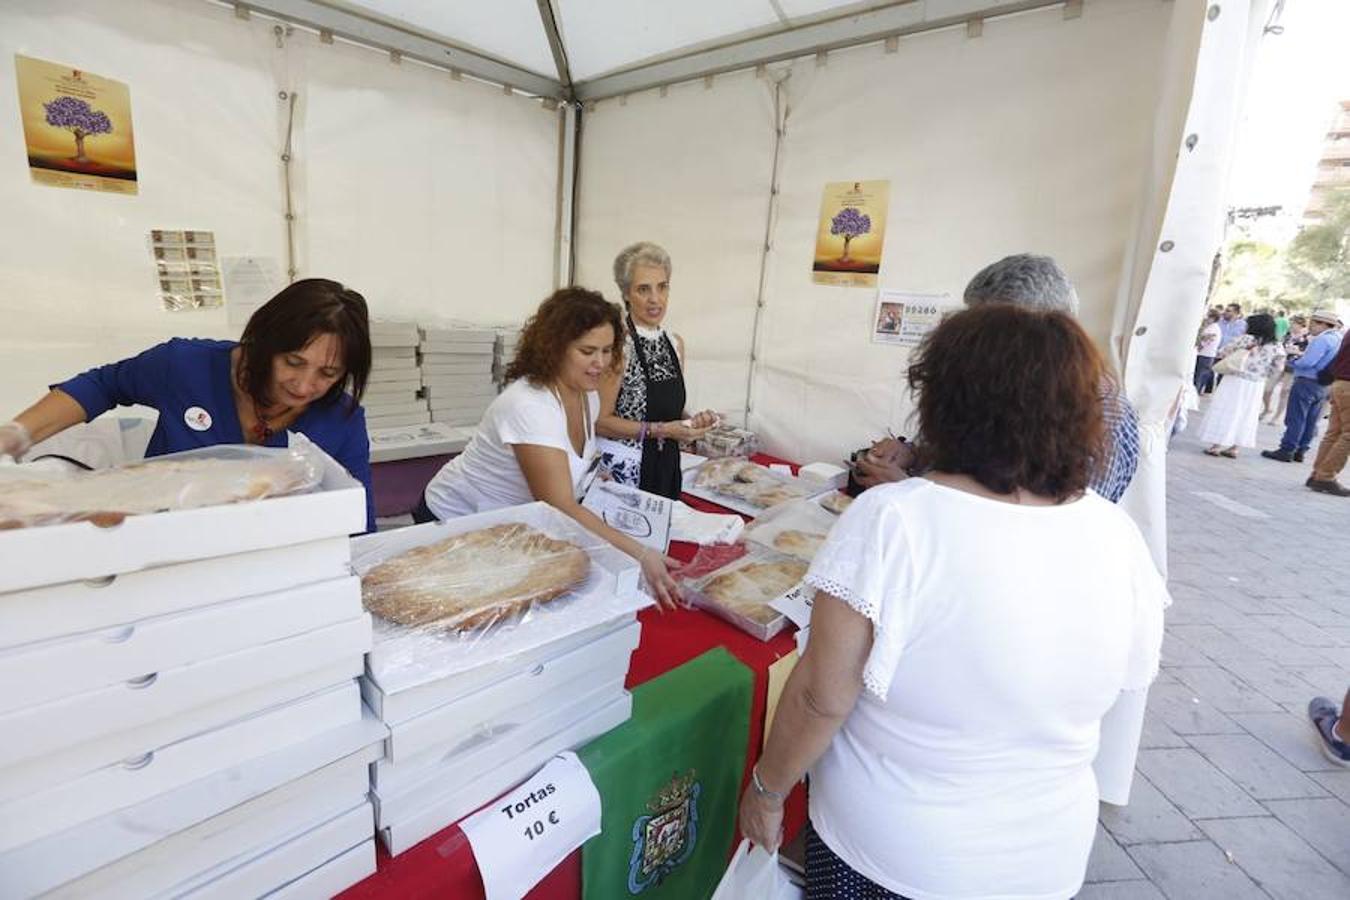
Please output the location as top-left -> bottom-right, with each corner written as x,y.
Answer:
738,304 -> 1166,900
418,287 -> 682,606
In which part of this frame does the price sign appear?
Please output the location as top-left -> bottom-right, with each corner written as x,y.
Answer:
461,752 -> 602,900
770,581 -> 814,630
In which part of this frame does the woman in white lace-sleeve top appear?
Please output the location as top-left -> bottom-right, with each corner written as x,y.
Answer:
737,304 -> 1167,900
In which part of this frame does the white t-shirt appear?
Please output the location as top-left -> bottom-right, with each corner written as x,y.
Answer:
424,380 -> 598,519
803,479 -> 1166,900
1197,322 -> 1222,357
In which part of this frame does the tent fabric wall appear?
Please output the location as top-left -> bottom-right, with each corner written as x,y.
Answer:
574,0 -> 1174,465
0,0 -> 559,420
573,71 -> 779,421
1115,0 -> 1272,575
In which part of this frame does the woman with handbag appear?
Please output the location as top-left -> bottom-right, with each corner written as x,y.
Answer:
1198,313 -> 1285,458
596,242 -> 717,499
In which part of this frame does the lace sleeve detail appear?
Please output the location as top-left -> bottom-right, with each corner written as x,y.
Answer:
803,573 -> 877,622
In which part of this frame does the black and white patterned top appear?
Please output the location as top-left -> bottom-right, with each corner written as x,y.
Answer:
613,326 -> 682,434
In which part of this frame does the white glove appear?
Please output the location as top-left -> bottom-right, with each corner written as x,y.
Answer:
0,421 -> 32,461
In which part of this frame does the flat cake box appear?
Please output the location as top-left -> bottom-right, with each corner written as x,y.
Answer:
352,501 -> 647,696
0,441 -> 367,595
0,706 -> 386,897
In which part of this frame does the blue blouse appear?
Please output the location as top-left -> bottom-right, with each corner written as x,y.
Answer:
54,338 -> 374,532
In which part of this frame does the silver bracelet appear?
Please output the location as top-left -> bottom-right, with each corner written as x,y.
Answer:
751,765 -> 786,804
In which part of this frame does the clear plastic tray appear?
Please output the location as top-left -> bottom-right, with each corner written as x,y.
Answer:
679,542 -> 805,641
684,456 -> 814,517
743,498 -> 840,562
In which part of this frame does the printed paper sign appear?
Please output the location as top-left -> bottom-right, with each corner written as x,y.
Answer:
461,752 -> 603,900
770,581 -> 815,630
872,290 -> 952,346
812,180 -> 890,287
582,481 -> 673,553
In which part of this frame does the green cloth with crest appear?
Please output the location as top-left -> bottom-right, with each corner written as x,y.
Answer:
578,648 -> 752,900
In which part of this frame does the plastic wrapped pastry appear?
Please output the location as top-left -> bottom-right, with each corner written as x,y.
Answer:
0,441 -> 324,529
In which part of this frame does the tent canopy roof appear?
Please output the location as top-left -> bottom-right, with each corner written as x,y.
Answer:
241,0 -> 1068,100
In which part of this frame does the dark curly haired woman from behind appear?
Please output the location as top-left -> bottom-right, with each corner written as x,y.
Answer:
418,287 -> 683,606
739,304 -> 1167,900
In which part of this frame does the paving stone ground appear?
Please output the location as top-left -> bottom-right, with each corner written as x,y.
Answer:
1086,403 -> 1350,899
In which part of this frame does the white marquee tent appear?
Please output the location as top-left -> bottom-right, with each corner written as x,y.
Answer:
1,0 -> 1277,573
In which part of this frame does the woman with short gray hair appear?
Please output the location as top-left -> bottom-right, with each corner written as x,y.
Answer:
597,241 -> 716,498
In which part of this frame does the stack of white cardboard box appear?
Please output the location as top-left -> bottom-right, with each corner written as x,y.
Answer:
420,325 -> 498,427
366,321 -> 430,430
494,327 -> 522,392
352,502 -> 649,856
0,448 -> 385,898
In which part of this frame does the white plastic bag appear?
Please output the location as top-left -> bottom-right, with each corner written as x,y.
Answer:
711,840 -> 802,900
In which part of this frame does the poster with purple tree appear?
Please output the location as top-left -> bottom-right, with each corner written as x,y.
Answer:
15,55 -> 138,194
812,180 -> 890,287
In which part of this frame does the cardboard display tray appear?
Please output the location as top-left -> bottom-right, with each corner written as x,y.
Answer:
0,681 -> 360,853
0,446 -> 364,594
177,802 -> 373,900
372,675 -> 626,813
380,620 -> 639,763
378,692 -> 631,856
0,615 -> 371,770
354,502 -> 646,695
47,752 -> 371,899
0,536 -> 349,650
0,709 -> 386,897
0,576 -> 361,714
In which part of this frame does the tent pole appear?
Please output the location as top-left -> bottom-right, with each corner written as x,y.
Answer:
555,102 -> 580,288
744,74 -> 790,428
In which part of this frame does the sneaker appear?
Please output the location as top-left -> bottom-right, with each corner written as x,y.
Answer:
1308,697 -> 1350,766
1293,451 -> 1306,462
1261,449 -> 1294,462
1308,479 -> 1350,497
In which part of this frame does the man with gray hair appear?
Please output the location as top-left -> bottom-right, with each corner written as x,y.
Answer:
856,253 -> 1141,502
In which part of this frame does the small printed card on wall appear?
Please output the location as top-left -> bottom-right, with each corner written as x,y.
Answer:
812,180 -> 890,287
14,55 -> 138,195
871,290 -> 951,346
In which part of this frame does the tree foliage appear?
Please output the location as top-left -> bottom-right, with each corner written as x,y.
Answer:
1286,189 -> 1350,303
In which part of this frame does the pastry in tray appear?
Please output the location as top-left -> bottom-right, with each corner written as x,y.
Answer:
361,522 -> 591,631
0,455 -> 317,529
700,559 -> 808,625
771,529 -> 827,559
694,458 -> 807,509
819,492 -> 854,515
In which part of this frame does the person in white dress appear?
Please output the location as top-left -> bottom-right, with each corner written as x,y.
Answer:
1198,312 -> 1285,458
419,288 -> 683,606
738,304 -> 1166,900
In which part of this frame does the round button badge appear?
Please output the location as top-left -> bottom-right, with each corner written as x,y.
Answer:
184,406 -> 213,431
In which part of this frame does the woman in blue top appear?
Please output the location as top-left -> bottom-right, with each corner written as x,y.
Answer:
0,279 -> 376,531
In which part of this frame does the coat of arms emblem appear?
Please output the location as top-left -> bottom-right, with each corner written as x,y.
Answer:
627,769 -> 700,893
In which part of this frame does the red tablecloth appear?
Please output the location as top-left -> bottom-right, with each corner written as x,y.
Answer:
341,455 -> 809,900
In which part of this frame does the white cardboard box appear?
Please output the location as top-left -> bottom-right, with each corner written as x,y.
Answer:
370,357 -> 418,374
375,620 -> 637,766
0,536 -> 349,650
366,370 -> 422,387
378,692 -> 631,856
0,681 -> 361,852
48,750 -> 371,899
372,675 -> 625,810
379,620 -> 639,763
421,373 -> 497,391
0,447 -> 365,594
0,709 -> 386,897
368,423 -> 470,464
354,504 -> 646,694
0,615 -> 371,770
0,576 -> 361,714
266,839 -> 376,899
179,801 -> 373,900
362,614 -> 633,723
0,662 -> 355,803
421,362 -> 493,376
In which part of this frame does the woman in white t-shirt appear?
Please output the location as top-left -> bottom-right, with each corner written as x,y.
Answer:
419,288 -> 683,605
739,304 -> 1167,900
